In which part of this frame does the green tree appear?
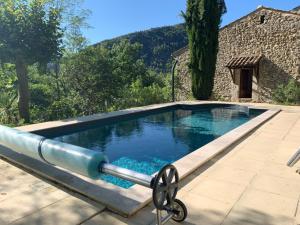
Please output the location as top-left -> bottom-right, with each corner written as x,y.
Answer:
99,24 -> 188,72
60,40 -> 142,115
183,0 -> 226,99
273,79 -> 300,105
60,40 -> 170,116
0,0 -> 63,122
0,64 -> 19,125
49,0 -> 91,53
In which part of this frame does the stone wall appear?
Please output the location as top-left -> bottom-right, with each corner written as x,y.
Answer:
174,48 -> 191,101
175,7 -> 300,102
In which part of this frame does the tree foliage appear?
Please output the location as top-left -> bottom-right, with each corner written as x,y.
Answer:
183,0 -> 226,100
0,0 -> 63,65
49,0 -> 92,53
0,64 -> 19,125
0,0 -> 63,122
98,24 -> 188,72
0,1 -> 175,126
0,40 -> 171,125
273,79 -> 300,105
60,40 -> 170,116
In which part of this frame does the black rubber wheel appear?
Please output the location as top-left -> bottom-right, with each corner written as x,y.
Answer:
171,199 -> 188,222
152,164 -> 179,210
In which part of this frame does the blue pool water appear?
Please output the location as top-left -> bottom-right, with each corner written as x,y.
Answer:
52,104 -> 264,188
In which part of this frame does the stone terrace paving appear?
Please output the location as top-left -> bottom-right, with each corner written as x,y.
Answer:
0,103 -> 299,225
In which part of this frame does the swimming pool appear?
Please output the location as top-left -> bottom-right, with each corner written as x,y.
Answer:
0,102 -> 278,215
45,104 -> 264,188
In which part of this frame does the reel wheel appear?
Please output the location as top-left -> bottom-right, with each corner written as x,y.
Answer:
171,199 -> 188,222
152,164 -> 179,210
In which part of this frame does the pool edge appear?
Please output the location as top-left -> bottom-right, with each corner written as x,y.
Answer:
1,101 -> 281,216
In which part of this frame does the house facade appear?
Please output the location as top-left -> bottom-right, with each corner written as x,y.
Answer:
174,6 -> 300,102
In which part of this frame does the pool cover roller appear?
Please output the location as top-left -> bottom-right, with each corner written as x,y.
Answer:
0,125 -> 106,179
0,125 -> 188,224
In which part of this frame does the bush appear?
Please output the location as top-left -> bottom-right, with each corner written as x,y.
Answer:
0,92 -> 19,125
0,41 -> 173,126
273,79 -> 300,105
114,74 -> 171,110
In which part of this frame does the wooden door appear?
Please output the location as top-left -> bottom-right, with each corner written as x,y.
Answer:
239,69 -> 253,98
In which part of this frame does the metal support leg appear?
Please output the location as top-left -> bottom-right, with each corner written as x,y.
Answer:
287,149 -> 300,167
156,209 -> 162,225
156,209 -> 174,225
287,149 -> 300,175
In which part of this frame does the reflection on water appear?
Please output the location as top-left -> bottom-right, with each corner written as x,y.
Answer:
54,105 -> 263,188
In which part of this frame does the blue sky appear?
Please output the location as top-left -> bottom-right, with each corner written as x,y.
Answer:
82,0 -> 299,44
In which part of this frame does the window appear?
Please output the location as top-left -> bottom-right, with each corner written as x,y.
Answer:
260,15 -> 265,24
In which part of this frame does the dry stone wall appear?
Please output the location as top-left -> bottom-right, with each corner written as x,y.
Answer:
175,8 -> 300,102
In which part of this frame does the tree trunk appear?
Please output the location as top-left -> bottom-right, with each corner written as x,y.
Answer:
15,58 -> 30,123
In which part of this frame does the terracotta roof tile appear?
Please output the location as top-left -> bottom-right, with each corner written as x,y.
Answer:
226,55 -> 263,68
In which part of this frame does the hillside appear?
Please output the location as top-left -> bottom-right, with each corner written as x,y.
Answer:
96,23 -> 188,72
291,5 -> 300,13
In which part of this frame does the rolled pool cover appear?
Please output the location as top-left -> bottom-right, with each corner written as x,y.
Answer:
40,139 -> 107,179
0,125 -> 106,179
0,125 -> 43,161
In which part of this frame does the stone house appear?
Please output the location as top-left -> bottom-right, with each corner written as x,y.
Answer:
174,6 -> 300,102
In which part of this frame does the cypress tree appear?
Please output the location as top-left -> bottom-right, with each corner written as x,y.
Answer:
183,0 -> 226,99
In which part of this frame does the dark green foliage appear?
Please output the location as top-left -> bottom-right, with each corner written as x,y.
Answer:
96,24 -> 188,72
61,40 -> 147,115
0,64 -> 19,125
0,40 -> 170,124
0,0 -> 63,122
183,0 -> 226,100
118,71 -> 171,109
0,35 -> 172,126
0,0 -> 63,66
61,40 -> 170,115
0,2 -> 179,125
273,79 -> 300,105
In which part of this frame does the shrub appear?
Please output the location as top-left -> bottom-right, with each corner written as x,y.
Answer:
273,79 -> 300,105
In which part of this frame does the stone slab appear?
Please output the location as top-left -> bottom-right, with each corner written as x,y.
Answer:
0,186 -> 69,224
249,174 -> 300,199
221,189 -> 297,225
10,196 -> 104,225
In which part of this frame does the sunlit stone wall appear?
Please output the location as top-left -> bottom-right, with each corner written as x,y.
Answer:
175,7 -> 300,102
